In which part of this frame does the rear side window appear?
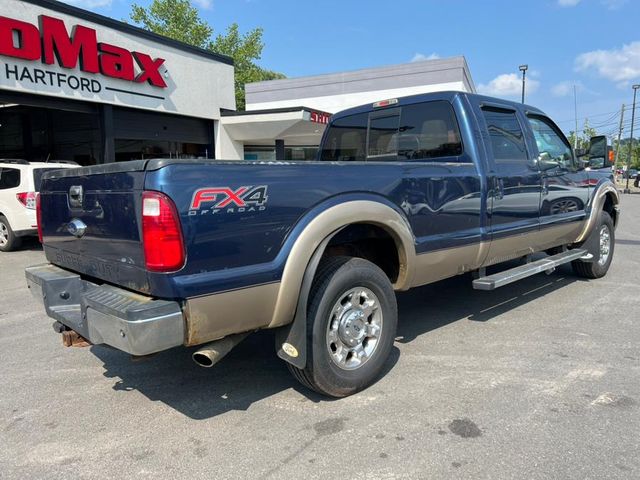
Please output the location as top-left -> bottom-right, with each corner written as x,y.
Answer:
481,107 -> 528,162
396,101 -> 464,161
319,112 -> 368,161
320,100 -> 464,162
33,168 -> 60,191
0,168 -> 20,190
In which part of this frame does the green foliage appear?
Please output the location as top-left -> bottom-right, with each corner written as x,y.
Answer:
567,119 -> 598,151
614,138 -> 640,169
130,0 -> 212,48
129,0 -> 285,110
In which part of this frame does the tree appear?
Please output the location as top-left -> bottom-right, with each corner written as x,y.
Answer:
567,119 -> 598,151
614,138 -> 640,169
130,0 -> 285,109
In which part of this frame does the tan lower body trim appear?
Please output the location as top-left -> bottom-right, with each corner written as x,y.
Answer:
184,282 -> 281,346
184,222 -> 586,345
411,222 -> 584,288
482,222 -> 582,267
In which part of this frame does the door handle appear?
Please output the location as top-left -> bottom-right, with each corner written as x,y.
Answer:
542,180 -> 549,196
496,179 -> 504,200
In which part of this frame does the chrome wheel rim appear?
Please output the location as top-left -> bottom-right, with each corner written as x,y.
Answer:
0,222 -> 8,247
326,287 -> 383,371
598,225 -> 611,266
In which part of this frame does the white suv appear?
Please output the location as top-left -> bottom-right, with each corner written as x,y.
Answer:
0,160 -> 79,252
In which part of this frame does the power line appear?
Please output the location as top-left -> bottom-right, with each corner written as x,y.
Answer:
555,104 -> 640,126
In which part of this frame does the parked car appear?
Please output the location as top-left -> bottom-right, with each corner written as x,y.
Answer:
26,92 -> 619,397
0,160 -> 78,252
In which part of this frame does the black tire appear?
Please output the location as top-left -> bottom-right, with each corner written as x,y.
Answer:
288,256 -> 398,398
0,215 -> 21,252
572,211 -> 614,279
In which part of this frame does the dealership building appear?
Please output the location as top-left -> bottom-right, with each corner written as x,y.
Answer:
0,0 -> 475,165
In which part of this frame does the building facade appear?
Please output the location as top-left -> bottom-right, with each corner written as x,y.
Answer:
219,57 -> 476,160
0,0 -> 235,165
0,0 -> 476,165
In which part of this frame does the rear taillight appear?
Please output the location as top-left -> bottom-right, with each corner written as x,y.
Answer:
36,193 -> 43,243
142,191 -> 185,272
16,192 -> 37,209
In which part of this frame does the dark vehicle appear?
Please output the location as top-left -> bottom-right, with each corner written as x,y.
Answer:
26,92 -> 620,397
624,168 -> 638,179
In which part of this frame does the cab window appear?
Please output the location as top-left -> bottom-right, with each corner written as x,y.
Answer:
396,101 -> 464,161
319,112 -> 367,161
481,107 -> 528,162
320,100 -> 464,162
367,114 -> 400,158
527,116 -> 574,170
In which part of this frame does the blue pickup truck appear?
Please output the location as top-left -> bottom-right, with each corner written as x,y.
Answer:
26,91 -> 620,397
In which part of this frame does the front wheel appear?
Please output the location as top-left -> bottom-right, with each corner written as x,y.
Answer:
572,211 -> 614,279
288,256 -> 398,398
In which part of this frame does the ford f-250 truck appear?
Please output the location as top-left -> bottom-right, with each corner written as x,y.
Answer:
26,91 -> 620,397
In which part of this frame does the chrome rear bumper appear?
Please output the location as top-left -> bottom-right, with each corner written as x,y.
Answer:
25,263 -> 184,356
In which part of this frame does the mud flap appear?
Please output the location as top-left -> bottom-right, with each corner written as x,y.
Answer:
275,233 -> 340,369
575,215 -> 601,263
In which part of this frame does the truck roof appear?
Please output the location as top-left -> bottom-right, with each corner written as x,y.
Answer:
330,90 -> 546,122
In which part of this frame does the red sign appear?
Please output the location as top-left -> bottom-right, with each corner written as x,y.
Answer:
0,15 -> 167,88
309,111 -> 331,124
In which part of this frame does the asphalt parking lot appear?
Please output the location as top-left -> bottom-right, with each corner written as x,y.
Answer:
1,196 -> 639,480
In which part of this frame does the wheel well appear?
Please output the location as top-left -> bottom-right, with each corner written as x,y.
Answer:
322,223 -> 400,283
603,193 -> 618,227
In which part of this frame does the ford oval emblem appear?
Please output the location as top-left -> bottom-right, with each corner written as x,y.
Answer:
67,218 -> 87,238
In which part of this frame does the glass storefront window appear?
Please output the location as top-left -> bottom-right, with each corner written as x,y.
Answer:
115,140 -> 211,162
244,146 -> 319,161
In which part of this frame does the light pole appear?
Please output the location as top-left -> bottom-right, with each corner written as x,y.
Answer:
519,65 -> 528,104
625,84 -> 640,194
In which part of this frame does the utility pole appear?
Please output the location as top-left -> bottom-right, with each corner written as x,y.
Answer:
573,84 -> 579,150
519,65 -> 528,104
625,85 -> 640,194
614,104 -> 625,167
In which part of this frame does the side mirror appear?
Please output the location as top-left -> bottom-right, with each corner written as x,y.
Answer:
588,135 -> 607,158
537,152 -> 560,171
585,135 -> 609,170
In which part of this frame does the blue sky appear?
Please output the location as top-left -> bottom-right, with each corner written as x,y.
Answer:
65,0 -> 640,137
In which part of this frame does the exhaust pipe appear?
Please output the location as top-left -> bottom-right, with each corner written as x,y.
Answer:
192,332 -> 250,368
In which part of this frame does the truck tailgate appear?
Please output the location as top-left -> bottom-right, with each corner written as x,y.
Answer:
39,163 -> 150,293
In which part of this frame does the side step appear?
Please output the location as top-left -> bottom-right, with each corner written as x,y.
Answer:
472,249 -> 588,291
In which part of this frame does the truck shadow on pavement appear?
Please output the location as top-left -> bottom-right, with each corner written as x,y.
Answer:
91,262 -> 582,420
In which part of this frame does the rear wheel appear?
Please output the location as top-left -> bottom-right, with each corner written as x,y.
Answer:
572,211 -> 614,279
0,216 -> 21,252
288,256 -> 397,397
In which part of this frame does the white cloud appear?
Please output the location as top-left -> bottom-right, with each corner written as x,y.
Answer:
193,0 -> 213,9
411,52 -> 440,63
601,0 -> 627,9
575,41 -> 640,85
551,81 -> 572,97
60,0 -> 112,8
550,80 -> 599,97
558,0 -> 581,6
477,73 -> 540,98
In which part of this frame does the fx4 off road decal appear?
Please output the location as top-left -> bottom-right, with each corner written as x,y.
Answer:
188,186 -> 269,215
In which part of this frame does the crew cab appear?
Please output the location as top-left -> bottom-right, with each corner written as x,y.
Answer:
26,92 -> 620,397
